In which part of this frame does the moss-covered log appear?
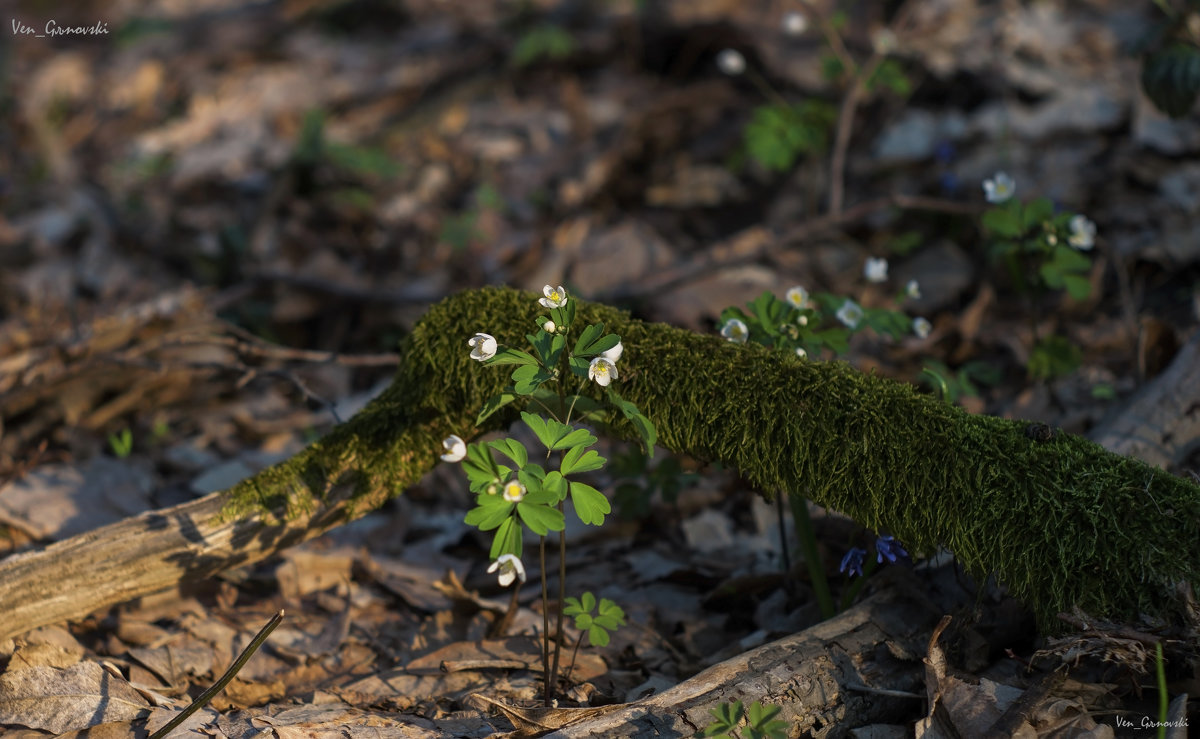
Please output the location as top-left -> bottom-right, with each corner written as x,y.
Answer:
3,287 -> 1197,638
216,286 -> 1200,630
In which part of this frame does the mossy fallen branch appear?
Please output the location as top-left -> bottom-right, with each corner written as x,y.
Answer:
217,286 -> 1200,632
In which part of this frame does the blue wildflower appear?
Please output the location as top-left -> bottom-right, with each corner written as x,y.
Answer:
876,535 -> 909,564
840,547 -> 866,578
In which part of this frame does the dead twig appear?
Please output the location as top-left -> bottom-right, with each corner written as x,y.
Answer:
148,610 -> 284,739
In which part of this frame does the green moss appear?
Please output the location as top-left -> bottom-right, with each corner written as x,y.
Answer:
219,286 -> 1200,631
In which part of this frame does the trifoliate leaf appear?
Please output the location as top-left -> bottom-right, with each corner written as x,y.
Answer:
569,482 -> 610,525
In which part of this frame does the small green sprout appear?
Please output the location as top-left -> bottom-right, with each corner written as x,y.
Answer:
108,428 -> 133,459
700,700 -> 789,739
563,591 -> 625,648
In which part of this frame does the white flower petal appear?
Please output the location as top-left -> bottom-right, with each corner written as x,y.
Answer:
1068,215 -> 1096,251
588,356 -> 617,387
717,48 -> 745,76
600,341 -> 623,364
488,554 -> 527,587
906,280 -> 921,299
983,171 -> 1015,204
538,285 -> 568,309
836,300 -> 863,329
785,286 -> 810,309
503,480 -> 526,503
783,11 -> 808,35
440,434 -> 466,463
469,333 -> 498,362
864,257 -> 889,284
720,318 -> 749,343
913,317 -> 932,339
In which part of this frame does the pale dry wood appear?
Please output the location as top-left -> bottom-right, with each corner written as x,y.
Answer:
0,480 -> 359,643
1088,329 -> 1200,471
513,569 -> 940,738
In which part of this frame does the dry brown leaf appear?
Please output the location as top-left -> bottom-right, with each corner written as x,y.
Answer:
0,662 -> 151,734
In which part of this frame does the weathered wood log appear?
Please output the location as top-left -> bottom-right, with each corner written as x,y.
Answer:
472,569 -> 939,738
1088,329 -> 1200,471
1,287 -> 1199,641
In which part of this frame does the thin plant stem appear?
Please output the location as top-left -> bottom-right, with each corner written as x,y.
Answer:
540,536 -> 552,706
564,631 -> 584,687
789,496 -> 836,619
775,491 -> 792,574
149,610 -> 284,739
839,556 -> 879,611
550,509 -> 567,693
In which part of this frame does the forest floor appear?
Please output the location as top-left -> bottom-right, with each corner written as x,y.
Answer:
1,0 -> 1199,736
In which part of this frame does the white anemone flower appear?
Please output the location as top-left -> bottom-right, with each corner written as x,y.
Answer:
601,341 -> 623,364
717,48 -> 745,76
1068,215 -> 1096,251
983,172 -> 1015,204
543,319 -> 557,333
783,11 -> 808,35
864,257 -> 889,284
795,347 -> 807,359
503,480 -> 526,503
488,554 -> 527,587
720,318 -> 749,343
913,317 -> 932,339
440,435 -> 466,463
588,356 -> 618,386
785,286 -> 811,309
906,280 -> 921,299
469,333 -> 497,362
539,285 -> 568,309
836,300 -> 864,329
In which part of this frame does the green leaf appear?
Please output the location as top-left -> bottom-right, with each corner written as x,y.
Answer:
1028,335 -> 1082,381
1142,42 -> 1200,118
574,323 -> 620,356
813,328 -> 849,355
542,470 -> 568,503
489,517 -> 522,560
528,331 -> 552,365
1051,244 -> 1092,272
1021,197 -> 1055,231
573,323 -> 604,356
608,391 -> 657,453
580,591 -> 596,612
466,499 -> 515,531
704,701 -> 743,735
548,333 -> 567,367
587,625 -> 611,647
487,348 -> 540,366
488,439 -> 528,469
561,445 -> 606,475
563,596 -> 584,616
512,364 -> 553,394
521,412 -> 557,449
982,206 -> 1022,238
569,482 -> 610,525
568,355 -> 591,378
553,427 -> 597,451
517,501 -> 565,535
477,391 -> 519,425
594,598 -> 626,629
1063,273 -> 1092,301
561,298 -> 576,330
